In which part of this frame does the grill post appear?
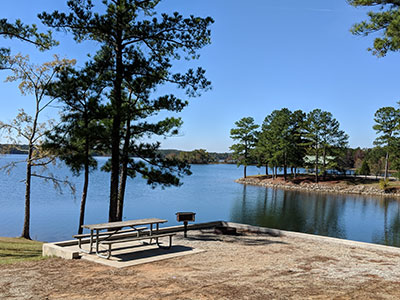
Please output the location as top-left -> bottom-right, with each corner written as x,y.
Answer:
184,221 -> 188,238
176,212 -> 196,238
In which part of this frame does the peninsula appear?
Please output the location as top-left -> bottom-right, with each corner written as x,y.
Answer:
236,175 -> 400,198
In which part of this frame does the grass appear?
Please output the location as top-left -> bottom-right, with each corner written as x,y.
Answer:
0,237 -> 44,265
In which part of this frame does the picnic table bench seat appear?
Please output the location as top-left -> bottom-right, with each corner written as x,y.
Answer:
73,227 -> 147,251
99,233 -> 176,259
73,227 -> 147,239
75,218 -> 171,259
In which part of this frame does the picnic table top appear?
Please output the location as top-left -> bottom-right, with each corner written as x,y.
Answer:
81,218 -> 168,230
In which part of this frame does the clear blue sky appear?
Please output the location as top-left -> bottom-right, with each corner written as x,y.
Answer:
1,0 -> 399,152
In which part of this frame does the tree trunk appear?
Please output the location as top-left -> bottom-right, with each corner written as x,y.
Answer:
21,159 -> 32,239
265,163 -> 268,176
315,146 -> 319,183
109,104 -> 121,223
275,166 -> 278,179
384,151 -> 389,181
322,147 -> 327,181
21,101 -> 40,239
117,166 -> 128,220
244,141 -> 248,179
78,125 -> 90,234
117,114 -> 132,221
283,153 -> 287,181
78,162 -> 89,234
109,30 -> 123,223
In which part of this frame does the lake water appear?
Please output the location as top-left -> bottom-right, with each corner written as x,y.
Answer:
1,154 -> 400,246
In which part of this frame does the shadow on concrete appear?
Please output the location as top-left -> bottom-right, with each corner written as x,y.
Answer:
112,245 -> 195,262
185,232 -> 288,246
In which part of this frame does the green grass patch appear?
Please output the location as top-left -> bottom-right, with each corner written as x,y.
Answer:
0,237 -> 44,265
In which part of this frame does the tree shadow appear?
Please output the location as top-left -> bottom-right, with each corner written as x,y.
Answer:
0,248 -> 42,259
185,231 -> 288,246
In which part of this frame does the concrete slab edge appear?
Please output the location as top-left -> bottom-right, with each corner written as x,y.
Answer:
43,242 -> 80,259
222,221 -> 281,236
280,230 -> 400,254
224,221 -> 400,255
81,248 -> 205,268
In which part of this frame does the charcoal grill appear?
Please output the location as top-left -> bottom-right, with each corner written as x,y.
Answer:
176,212 -> 196,237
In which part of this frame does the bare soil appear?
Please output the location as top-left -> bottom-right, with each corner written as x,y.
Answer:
2,231 -> 400,299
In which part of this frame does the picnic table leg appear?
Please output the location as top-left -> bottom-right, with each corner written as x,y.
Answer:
133,226 -> 139,237
96,229 -> 100,254
156,223 -> 160,245
89,229 -> 94,254
149,224 -> 153,244
156,234 -> 173,249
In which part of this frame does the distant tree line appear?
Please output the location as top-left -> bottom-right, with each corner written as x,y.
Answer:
161,149 -> 231,164
0,146 -> 232,164
0,144 -> 29,154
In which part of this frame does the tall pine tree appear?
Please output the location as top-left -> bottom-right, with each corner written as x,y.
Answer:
230,117 -> 259,178
40,0 -> 213,222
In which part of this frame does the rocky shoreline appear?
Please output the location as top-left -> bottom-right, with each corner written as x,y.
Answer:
235,177 -> 400,198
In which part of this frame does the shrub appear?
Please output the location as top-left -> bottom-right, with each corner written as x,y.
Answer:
379,179 -> 389,190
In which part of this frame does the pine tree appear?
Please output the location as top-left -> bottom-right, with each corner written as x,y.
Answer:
40,0 -> 213,222
373,106 -> 400,180
349,0 -> 400,57
43,64 -> 106,234
230,117 -> 259,178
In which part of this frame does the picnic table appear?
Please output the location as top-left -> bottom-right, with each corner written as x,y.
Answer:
74,218 -> 175,259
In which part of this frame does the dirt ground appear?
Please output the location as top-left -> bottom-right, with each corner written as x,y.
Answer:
2,230 -> 400,299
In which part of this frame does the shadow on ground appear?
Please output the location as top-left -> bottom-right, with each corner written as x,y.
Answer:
185,232 -> 288,246
112,245 -> 195,262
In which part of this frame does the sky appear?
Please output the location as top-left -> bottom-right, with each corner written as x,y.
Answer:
1,0 -> 400,152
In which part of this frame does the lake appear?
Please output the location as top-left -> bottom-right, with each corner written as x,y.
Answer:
1,154 -> 400,246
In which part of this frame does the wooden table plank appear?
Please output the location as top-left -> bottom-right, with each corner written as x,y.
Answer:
82,218 -> 167,230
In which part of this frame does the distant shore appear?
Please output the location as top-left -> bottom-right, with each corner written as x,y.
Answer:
235,175 -> 400,198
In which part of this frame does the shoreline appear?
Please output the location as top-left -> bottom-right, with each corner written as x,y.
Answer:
235,176 -> 400,198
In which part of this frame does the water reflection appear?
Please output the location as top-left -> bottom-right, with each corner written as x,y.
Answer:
230,185 -> 400,246
372,199 -> 400,246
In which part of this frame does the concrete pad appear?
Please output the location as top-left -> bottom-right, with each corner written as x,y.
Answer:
63,241 -> 204,268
